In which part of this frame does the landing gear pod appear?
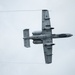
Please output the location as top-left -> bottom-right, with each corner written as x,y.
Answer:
50,27 -> 54,30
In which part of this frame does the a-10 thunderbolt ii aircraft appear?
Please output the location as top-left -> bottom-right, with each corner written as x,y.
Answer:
23,10 -> 73,64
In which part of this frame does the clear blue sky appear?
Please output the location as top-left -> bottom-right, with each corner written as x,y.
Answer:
0,0 -> 75,75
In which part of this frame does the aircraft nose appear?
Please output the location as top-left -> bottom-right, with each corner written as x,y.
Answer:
70,34 -> 73,36
69,34 -> 73,37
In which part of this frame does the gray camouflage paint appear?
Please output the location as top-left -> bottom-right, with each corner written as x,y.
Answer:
0,0 -> 75,75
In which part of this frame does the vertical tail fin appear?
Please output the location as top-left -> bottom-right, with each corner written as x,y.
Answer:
23,29 -> 30,48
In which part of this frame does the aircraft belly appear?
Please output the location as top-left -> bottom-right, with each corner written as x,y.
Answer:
30,34 -> 50,40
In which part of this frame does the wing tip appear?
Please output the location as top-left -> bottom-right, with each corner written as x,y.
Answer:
42,9 -> 48,11
45,61 -> 52,64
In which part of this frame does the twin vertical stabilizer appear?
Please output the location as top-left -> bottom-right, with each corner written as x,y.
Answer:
23,29 -> 30,48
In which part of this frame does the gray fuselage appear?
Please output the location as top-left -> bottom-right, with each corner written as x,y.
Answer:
26,31 -> 73,44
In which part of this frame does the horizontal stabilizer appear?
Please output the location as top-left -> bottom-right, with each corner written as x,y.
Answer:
23,29 -> 30,48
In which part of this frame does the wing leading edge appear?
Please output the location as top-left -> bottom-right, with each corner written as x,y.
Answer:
42,10 -> 53,64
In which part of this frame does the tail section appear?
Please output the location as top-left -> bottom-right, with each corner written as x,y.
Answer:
23,29 -> 30,48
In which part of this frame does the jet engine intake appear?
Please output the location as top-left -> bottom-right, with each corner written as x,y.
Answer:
32,31 -> 42,35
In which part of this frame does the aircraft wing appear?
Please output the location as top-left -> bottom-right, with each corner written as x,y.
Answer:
42,10 -> 53,64
42,10 -> 52,33
43,38 -> 53,64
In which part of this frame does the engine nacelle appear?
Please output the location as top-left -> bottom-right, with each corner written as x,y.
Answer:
32,31 -> 42,35
33,40 -> 43,44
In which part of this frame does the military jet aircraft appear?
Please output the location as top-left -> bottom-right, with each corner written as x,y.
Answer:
23,10 -> 73,64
